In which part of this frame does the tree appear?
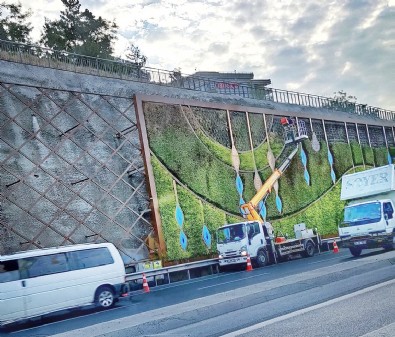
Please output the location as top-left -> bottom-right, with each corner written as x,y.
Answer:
125,43 -> 147,67
332,90 -> 357,105
40,0 -> 118,58
0,2 -> 32,43
329,90 -> 357,112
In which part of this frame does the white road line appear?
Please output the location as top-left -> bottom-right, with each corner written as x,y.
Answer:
198,273 -> 269,290
220,278 -> 395,337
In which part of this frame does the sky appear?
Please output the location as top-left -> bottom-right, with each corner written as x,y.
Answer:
4,0 -> 395,111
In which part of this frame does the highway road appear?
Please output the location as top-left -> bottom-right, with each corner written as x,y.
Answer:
1,248 -> 395,337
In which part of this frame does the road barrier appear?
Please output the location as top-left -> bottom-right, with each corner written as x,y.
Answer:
125,238 -> 339,293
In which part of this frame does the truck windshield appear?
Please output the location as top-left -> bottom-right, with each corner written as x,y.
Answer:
343,202 -> 382,226
217,224 -> 246,244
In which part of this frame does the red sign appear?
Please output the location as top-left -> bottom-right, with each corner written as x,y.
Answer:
215,82 -> 239,89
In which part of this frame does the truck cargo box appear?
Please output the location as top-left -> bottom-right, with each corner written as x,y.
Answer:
340,165 -> 395,201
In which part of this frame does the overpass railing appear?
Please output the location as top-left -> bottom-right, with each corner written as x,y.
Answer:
0,39 -> 394,121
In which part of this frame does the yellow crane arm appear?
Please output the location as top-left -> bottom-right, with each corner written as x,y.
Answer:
240,146 -> 299,222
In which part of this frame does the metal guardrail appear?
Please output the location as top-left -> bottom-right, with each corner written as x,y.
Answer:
125,258 -> 219,284
124,237 -> 338,290
0,39 -> 394,121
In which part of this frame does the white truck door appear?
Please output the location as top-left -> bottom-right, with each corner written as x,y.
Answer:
247,222 -> 264,256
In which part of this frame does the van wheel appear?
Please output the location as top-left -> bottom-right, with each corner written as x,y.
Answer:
349,247 -> 362,257
303,241 -> 315,258
95,286 -> 115,308
256,250 -> 268,267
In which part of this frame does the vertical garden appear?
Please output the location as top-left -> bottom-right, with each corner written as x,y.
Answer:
142,101 -> 394,261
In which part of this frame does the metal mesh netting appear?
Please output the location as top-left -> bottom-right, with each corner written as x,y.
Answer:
325,121 -> 347,144
0,83 -> 152,262
368,126 -> 386,147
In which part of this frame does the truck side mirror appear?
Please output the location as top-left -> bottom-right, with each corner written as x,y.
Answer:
384,213 -> 389,221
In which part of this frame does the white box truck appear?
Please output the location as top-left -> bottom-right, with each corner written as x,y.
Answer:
339,164 -> 395,256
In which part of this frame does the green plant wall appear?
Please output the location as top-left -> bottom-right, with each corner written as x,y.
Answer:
144,102 -> 394,261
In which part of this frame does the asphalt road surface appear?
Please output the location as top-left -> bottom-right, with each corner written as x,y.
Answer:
2,248 -> 395,337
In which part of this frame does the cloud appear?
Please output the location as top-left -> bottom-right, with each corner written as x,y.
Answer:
3,0 -> 394,110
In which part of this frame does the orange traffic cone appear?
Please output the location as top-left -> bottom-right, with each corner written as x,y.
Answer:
333,240 -> 339,253
246,254 -> 253,272
142,273 -> 150,293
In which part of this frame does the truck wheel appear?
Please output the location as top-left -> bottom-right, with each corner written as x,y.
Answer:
256,250 -> 268,267
349,247 -> 362,257
303,241 -> 315,258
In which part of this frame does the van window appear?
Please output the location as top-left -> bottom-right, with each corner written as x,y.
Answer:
19,253 -> 68,278
68,248 -> 114,270
0,260 -> 19,283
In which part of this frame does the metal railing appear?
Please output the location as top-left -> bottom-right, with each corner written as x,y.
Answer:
123,237 -> 337,293
0,39 -> 394,121
125,258 -> 219,289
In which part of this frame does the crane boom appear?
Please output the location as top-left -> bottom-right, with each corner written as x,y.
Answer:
240,145 -> 299,222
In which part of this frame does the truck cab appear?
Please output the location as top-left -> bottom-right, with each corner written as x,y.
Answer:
339,165 -> 395,256
217,221 -> 270,269
339,198 -> 395,256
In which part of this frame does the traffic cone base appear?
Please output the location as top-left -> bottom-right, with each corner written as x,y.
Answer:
142,273 -> 150,293
333,240 -> 339,253
246,255 -> 253,271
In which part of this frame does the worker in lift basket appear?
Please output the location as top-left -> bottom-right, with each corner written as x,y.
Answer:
280,117 -> 296,143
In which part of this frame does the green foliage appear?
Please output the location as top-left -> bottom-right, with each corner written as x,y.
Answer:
252,134 -> 283,170
350,142 -> 364,165
152,155 -> 237,260
151,156 -> 187,261
327,90 -> 357,113
40,0 -> 118,58
178,188 -> 207,257
362,146 -> 375,166
267,141 -> 333,219
389,147 -> 395,162
198,131 -> 232,166
331,142 -> 354,178
202,203 -> 227,251
125,43 -> 147,67
0,2 -> 32,43
147,103 -> 394,260
226,214 -> 244,224
273,182 -> 345,237
150,128 -> 239,213
198,129 -> 283,171
373,147 -> 389,166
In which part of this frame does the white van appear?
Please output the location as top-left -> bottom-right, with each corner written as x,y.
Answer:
0,243 -> 126,326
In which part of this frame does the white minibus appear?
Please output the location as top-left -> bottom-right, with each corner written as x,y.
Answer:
0,243 -> 126,326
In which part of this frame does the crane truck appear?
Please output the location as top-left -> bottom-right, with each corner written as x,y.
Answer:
217,119 -> 320,269
339,164 -> 395,257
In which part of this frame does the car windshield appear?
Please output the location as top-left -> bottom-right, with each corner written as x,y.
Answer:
217,224 -> 246,244
343,202 -> 382,226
